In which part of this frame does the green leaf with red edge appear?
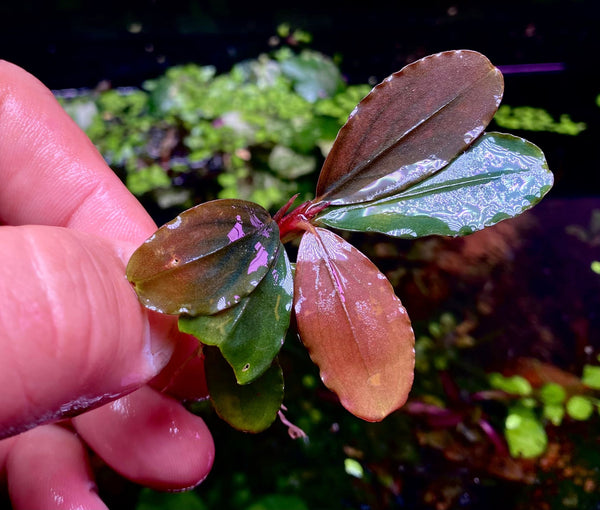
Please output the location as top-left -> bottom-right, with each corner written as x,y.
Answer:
294,227 -> 415,421
315,132 -> 553,237
178,246 -> 293,385
126,199 -> 280,315
314,50 -> 504,205
204,347 -> 284,433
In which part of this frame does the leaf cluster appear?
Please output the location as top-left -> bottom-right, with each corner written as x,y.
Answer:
125,50 -> 554,435
493,105 -> 586,136
408,312 -> 600,469
487,361 -> 600,459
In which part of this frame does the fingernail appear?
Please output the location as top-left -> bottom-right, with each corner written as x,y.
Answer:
144,311 -> 178,375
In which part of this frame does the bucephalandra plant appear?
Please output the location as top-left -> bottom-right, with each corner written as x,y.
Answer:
126,50 -> 554,432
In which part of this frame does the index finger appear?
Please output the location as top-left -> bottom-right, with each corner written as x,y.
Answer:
0,60 -> 155,243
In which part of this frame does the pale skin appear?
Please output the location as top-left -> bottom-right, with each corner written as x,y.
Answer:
0,60 -> 215,508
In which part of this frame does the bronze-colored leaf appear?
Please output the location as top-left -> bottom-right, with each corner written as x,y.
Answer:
315,50 -> 504,205
294,227 -> 415,421
127,199 -> 280,315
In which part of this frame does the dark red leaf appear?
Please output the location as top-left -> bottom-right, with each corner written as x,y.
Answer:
315,50 -> 504,205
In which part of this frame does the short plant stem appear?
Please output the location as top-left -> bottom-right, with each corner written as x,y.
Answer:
278,405 -> 308,440
276,199 -> 330,243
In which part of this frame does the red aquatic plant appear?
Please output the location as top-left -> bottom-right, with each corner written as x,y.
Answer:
127,50 -> 553,432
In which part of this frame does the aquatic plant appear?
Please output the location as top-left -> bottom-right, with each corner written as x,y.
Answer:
126,50 -> 553,431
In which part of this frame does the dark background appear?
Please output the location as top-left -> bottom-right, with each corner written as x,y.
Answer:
1,0 -> 598,89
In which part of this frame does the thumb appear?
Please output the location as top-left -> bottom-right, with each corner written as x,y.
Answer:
0,225 -> 175,438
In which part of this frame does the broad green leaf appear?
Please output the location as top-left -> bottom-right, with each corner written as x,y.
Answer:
294,227 -> 415,422
543,403 -> 565,426
582,364 -> 600,390
314,50 -> 504,205
127,199 -> 280,315
179,247 -> 293,384
504,407 -> 547,458
205,347 -> 284,433
539,382 -> 567,405
566,395 -> 595,421
279,50 -> 345,102
126,163 -> 171,196
316,133 -> 553,238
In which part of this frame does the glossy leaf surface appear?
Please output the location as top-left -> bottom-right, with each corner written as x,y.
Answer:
316,133 -> 553,238
315,50 -> 504,205
179,247 -> 293,384
204,347 -> 284,433
294,227 -> 415,421
127,199 -> 280,315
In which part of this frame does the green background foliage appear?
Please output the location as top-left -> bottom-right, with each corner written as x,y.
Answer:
58,47 -> 371,214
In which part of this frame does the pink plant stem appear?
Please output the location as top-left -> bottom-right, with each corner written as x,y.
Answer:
479,418 -> 509,456
276,199 -> 330,243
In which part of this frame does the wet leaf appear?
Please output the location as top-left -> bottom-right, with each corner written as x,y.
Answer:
127,199 -> 280,315
315,50 -> 504,205
179,247 -> 293,384
204,347 -> 284,433
316,133 -> 553,238
294,227 -> 415,421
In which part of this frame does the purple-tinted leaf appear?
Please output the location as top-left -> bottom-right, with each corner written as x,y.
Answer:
294,227 -> 415,421
127,199 -> 280,315
179,246 -> 293,384
315,50 -> 504,205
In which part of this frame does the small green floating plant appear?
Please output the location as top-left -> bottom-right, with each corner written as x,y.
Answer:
127,50 -> 554,432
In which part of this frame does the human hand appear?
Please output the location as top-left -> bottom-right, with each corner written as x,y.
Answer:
0,60 -> 214,509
